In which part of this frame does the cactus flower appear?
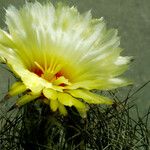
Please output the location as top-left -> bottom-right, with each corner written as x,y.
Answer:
0,2 -> 131,117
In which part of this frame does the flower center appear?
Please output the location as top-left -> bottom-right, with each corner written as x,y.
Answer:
30,61 -> 70,86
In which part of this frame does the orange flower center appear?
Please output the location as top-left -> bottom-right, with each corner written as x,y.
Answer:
30,61 -> 69,87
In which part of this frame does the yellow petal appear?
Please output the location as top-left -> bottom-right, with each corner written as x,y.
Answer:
58,103 -> 68,116
11,67 -> 52,94
58,92 -> 86,109
10,81 -> 24,89
16,92 -> 40,106
68,89 -> 113,105
58,92 -> 73,106
0,56 -> 6,63
50,99 -> 59,111
71,97 -> 87,109
0,29 -> 15,48
43,88 -> 57,100
52,76 -> 71,86
9,82 -> 27,96
76,107 -> 88,118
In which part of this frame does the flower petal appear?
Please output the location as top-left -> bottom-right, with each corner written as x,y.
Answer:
11,65 -> 52,94
52,76 -> 71,86
76,107 -> 88,118
9,82 -> 27,96
68,89 -> 113,104
67,77 -> 132,90
58,92 -> 86,109
16,92 -> 40,106
43,88 -> 57,100
0,29 -> 15,48
50,99 -> 59,111
58,103 -> 68,116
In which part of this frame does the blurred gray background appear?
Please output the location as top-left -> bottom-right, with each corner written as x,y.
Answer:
0,0 -> 150,115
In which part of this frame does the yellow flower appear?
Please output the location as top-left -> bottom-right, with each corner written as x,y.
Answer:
0,2 -> 131,117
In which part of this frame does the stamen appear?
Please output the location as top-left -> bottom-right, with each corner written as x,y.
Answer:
43,53 -> 47,70
34,61 -> 45,73
42,65 -> 62,81
33,61 -> 67,86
